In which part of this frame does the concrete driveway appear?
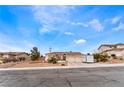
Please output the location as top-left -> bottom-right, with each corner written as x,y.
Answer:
0,66 -> 124,87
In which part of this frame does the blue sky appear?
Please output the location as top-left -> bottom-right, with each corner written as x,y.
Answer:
0,5 -> 124,54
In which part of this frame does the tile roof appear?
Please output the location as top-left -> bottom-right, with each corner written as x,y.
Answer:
98,43 -> 124,50
46,52 -> 82,55
102,48 -> 124,52
0,52 -> 28,56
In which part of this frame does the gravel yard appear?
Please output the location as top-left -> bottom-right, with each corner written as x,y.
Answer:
0,61 -> 67,68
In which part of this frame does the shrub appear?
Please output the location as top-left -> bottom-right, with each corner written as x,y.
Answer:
93,53 -> 101,62
12,58 -> 18,62
2,58 -> 18,63
100,54 -> 108,62
3,58 -> 9,63
17,57 -> 25,61
93,53 -> 109,62
119,57 -> 123,60
48,56 -> 57,64
111,54 -> 117,59
61,64 -> 65,66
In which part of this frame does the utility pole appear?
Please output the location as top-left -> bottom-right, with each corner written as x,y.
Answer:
49,47 -> 52,53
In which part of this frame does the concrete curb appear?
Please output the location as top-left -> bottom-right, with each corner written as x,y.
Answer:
0,63 -> 124,71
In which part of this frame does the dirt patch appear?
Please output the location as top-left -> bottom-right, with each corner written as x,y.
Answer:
100,59 -> 124,64
0,61 -> 67,68
0,62 -> 18,68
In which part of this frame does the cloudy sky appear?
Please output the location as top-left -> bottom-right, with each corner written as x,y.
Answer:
0,5 -> 124,54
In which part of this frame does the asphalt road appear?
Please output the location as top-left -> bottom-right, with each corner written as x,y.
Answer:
0,67 -> 124,87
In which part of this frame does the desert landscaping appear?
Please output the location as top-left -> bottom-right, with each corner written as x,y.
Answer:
0,43 -> 124,68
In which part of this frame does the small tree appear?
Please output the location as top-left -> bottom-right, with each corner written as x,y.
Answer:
30,47 -> 40,61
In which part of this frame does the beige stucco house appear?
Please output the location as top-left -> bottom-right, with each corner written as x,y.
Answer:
0,52 -> 29,59
45,52 -> 85,63
15,52 -> 29,60
0,52 -> 15,59
98,43 -> 124,57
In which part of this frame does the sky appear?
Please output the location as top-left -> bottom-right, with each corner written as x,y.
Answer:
0,5 -> 124,54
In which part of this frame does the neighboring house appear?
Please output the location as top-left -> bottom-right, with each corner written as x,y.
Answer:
15,52 -> 29,60
102,48 -> 124,57
0,52 -> 15,59
98,43 -> 124,57
0,52 -> 29,60
45,52 -> 85,63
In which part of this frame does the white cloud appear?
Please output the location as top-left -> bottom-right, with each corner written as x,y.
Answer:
89,19 -> 104,32
0,33 -> 35,52
112,22 -> 124,31
105,16 -> 121,25
39,25 -> 52,33
66,21 -> 88,27
64,32 -> 74,35
32,6 -> 75,33
74,39 -> 86,44
0,43 -> 24,52
67,19 -> 104,32
111,16 -> 121,24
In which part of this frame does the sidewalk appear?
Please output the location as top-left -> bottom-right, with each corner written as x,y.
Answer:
0,63 -> 124,71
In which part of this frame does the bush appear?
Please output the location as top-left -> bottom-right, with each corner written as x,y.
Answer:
61,64 -> 65,66
12,58 -> 18,62
3,58 -> 9,63
100,54 -> 108,62
48,56 -> 57,64
2,58 -> 18,63
119,57 -> 123,60
17,57 -> 25,62
93,53 -> 109,62
93,53 -> 101,62
111,54 -> 117,59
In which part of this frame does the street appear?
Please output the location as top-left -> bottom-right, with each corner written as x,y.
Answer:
0,67 -> 124,87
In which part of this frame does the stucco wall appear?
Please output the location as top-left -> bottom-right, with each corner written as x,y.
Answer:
99,45 -> 124,53
106,50 -> 124,57
66,55 -> 83,63
98,46 -> 112,53
116,45 -> 124,48
45,53 -> 85,63
15,54 -> 30,60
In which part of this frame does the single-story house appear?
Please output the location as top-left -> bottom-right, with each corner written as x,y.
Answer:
0,52 -> 29,60
45,52 -> 85,63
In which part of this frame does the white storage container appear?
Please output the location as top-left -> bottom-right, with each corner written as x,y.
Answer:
85,55 -> 94,63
